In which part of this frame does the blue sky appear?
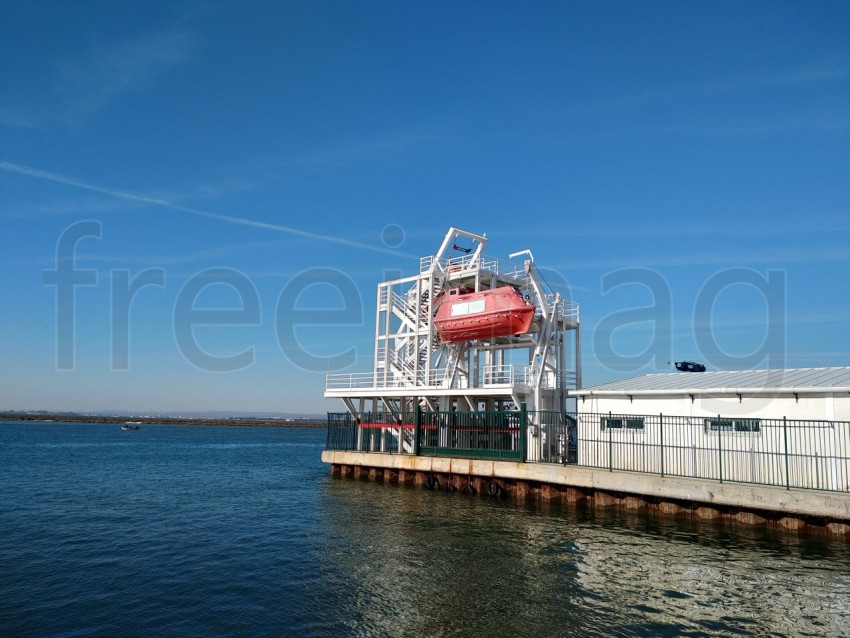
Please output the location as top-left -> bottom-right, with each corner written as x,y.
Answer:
1,1 -> 848,415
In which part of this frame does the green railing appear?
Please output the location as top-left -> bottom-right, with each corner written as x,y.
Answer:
326,406 -> 527,461
417,408 -> 525,461
326,411 -> 416,454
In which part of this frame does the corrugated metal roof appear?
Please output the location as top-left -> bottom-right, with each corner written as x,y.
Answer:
574,367 -> 850,396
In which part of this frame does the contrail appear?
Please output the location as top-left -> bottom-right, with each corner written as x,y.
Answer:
1,161 -> 415,258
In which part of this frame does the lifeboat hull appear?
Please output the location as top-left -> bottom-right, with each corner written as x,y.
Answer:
434,287 -> 535,343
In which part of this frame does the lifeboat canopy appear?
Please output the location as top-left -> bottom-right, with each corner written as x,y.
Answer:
433,286 -> 535,343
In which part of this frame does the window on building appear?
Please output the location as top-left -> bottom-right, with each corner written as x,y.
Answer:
704,418 -> 761,433
603,417 -> 645,430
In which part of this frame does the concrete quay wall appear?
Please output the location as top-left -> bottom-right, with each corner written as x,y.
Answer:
321,450 -> 850,537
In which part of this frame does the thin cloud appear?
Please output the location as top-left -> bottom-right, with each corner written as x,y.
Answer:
783,311 -> 850,327
66,240 -> 293,267
551,245 -> 849,271
2,175 -> 261,219
501,217 -> 850,241
602,58 -> 850,114
1,197 -> 142,219
0,161 -> 416,259
0,108 -> 40,130
645,107 -> 850,138
529,57 -> 850,143
267,128 -> 455,173
55,26 -> 197,125
691,58 -> 850,96
1,24 -> 198,129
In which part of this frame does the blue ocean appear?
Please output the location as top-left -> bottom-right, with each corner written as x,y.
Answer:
1,422 -> 848,637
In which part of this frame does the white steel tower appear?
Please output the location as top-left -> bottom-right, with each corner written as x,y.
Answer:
325,227 -> 581,457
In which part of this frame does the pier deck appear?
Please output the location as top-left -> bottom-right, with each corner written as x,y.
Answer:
323,449 -> 850,534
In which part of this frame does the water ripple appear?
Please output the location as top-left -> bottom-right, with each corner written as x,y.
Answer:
2,422 -> 850,637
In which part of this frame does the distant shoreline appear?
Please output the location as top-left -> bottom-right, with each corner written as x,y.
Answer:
0,414 -> 325,428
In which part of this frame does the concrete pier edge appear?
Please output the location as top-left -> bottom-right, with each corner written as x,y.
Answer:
322,450 -> 850,537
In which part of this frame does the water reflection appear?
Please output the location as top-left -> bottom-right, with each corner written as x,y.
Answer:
318,479 -> 850,637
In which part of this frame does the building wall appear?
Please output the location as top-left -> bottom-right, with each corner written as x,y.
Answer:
576,392 -> 849,421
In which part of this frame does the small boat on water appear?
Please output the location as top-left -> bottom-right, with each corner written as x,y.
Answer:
434,286 -> 535,342
121,423 -> 141,431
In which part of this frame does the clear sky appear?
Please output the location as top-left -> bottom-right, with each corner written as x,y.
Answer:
2,1 -> 848,415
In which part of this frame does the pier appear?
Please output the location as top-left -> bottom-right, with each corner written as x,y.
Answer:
322,228 -> 850,536
322,450 -> 850,534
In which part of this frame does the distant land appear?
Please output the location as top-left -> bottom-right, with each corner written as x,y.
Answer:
0,410 -> 325,428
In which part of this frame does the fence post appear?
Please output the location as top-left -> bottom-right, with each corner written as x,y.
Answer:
659,413 -> 665,478
519,402 -> 527,462
562,410 -> 568,466
608,411 -> 613,472
413,404 -> 422,456
717,414 -> 723,484
783,416 -> 790,490
325,412 -> 332,449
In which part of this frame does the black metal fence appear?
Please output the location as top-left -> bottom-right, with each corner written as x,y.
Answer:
325,412 -> 357,451
326,411 -> 416,454
571,412 -> 850,492
326,409 -> 850,493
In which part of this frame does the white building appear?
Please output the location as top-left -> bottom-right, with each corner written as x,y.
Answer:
573,367 -> 850,421
571,367 -> 850,491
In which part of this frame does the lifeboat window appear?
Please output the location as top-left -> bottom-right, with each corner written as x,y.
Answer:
450,298 -> 485,317
450,302 -> 469,317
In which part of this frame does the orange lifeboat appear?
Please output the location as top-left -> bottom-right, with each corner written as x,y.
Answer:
433,287 -> 535,343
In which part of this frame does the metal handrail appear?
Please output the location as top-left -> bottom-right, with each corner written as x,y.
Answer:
326,368 -> 453,390
420,252 -> 527,280
482,364 -> 528,386
328,364 -> 578,391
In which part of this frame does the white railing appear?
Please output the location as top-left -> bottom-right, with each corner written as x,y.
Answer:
326,372 -> 383,390
419,255 -> 437,272
524,366 -> 558,390
482,364 -> 527,386
420,252 -> 527,281
328,366 -> 579,392
524,367 -> 579,390
326,369 -> 450,391
533,294 -> 580,322
391,291 -> 425,322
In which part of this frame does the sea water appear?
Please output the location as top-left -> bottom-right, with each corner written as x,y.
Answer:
1,422 -> 848,637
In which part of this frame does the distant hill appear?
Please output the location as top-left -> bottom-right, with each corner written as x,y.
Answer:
2,409 -> 324,420
0,409 -> 326,427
